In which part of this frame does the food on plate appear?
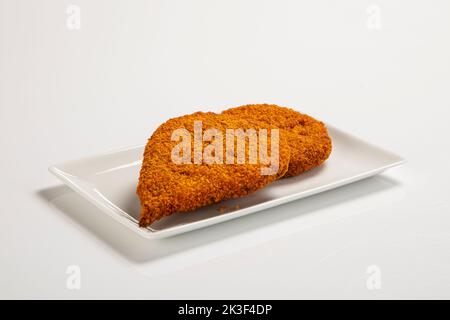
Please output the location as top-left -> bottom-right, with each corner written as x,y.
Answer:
137,111 -> 291,227
222,104 -> 332,177
137,104 -> 332,227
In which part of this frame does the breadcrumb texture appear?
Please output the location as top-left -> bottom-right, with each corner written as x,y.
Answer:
223,104 -> 332,177
137,111 -> 291,227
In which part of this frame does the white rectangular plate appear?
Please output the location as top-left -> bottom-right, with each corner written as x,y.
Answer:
49,126 -> 405,239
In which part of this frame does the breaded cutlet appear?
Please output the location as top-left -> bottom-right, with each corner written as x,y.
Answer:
137,111 -> 290,227
223,104 -> 332,177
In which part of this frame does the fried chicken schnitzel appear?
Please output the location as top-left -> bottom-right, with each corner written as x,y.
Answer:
137,111 -> 291,227
222,104 -> 332,177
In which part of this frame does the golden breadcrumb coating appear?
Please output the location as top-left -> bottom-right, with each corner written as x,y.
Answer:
223,104 -> 332,177
137,111 -> 290,227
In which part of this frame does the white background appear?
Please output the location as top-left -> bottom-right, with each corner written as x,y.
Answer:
1,0 -> 450,299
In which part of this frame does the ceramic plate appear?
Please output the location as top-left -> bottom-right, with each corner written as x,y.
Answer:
49,126 -> 405,239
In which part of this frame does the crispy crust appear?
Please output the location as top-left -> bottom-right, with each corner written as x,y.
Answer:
222,104 -> 332,177
137,111 -> 291,227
